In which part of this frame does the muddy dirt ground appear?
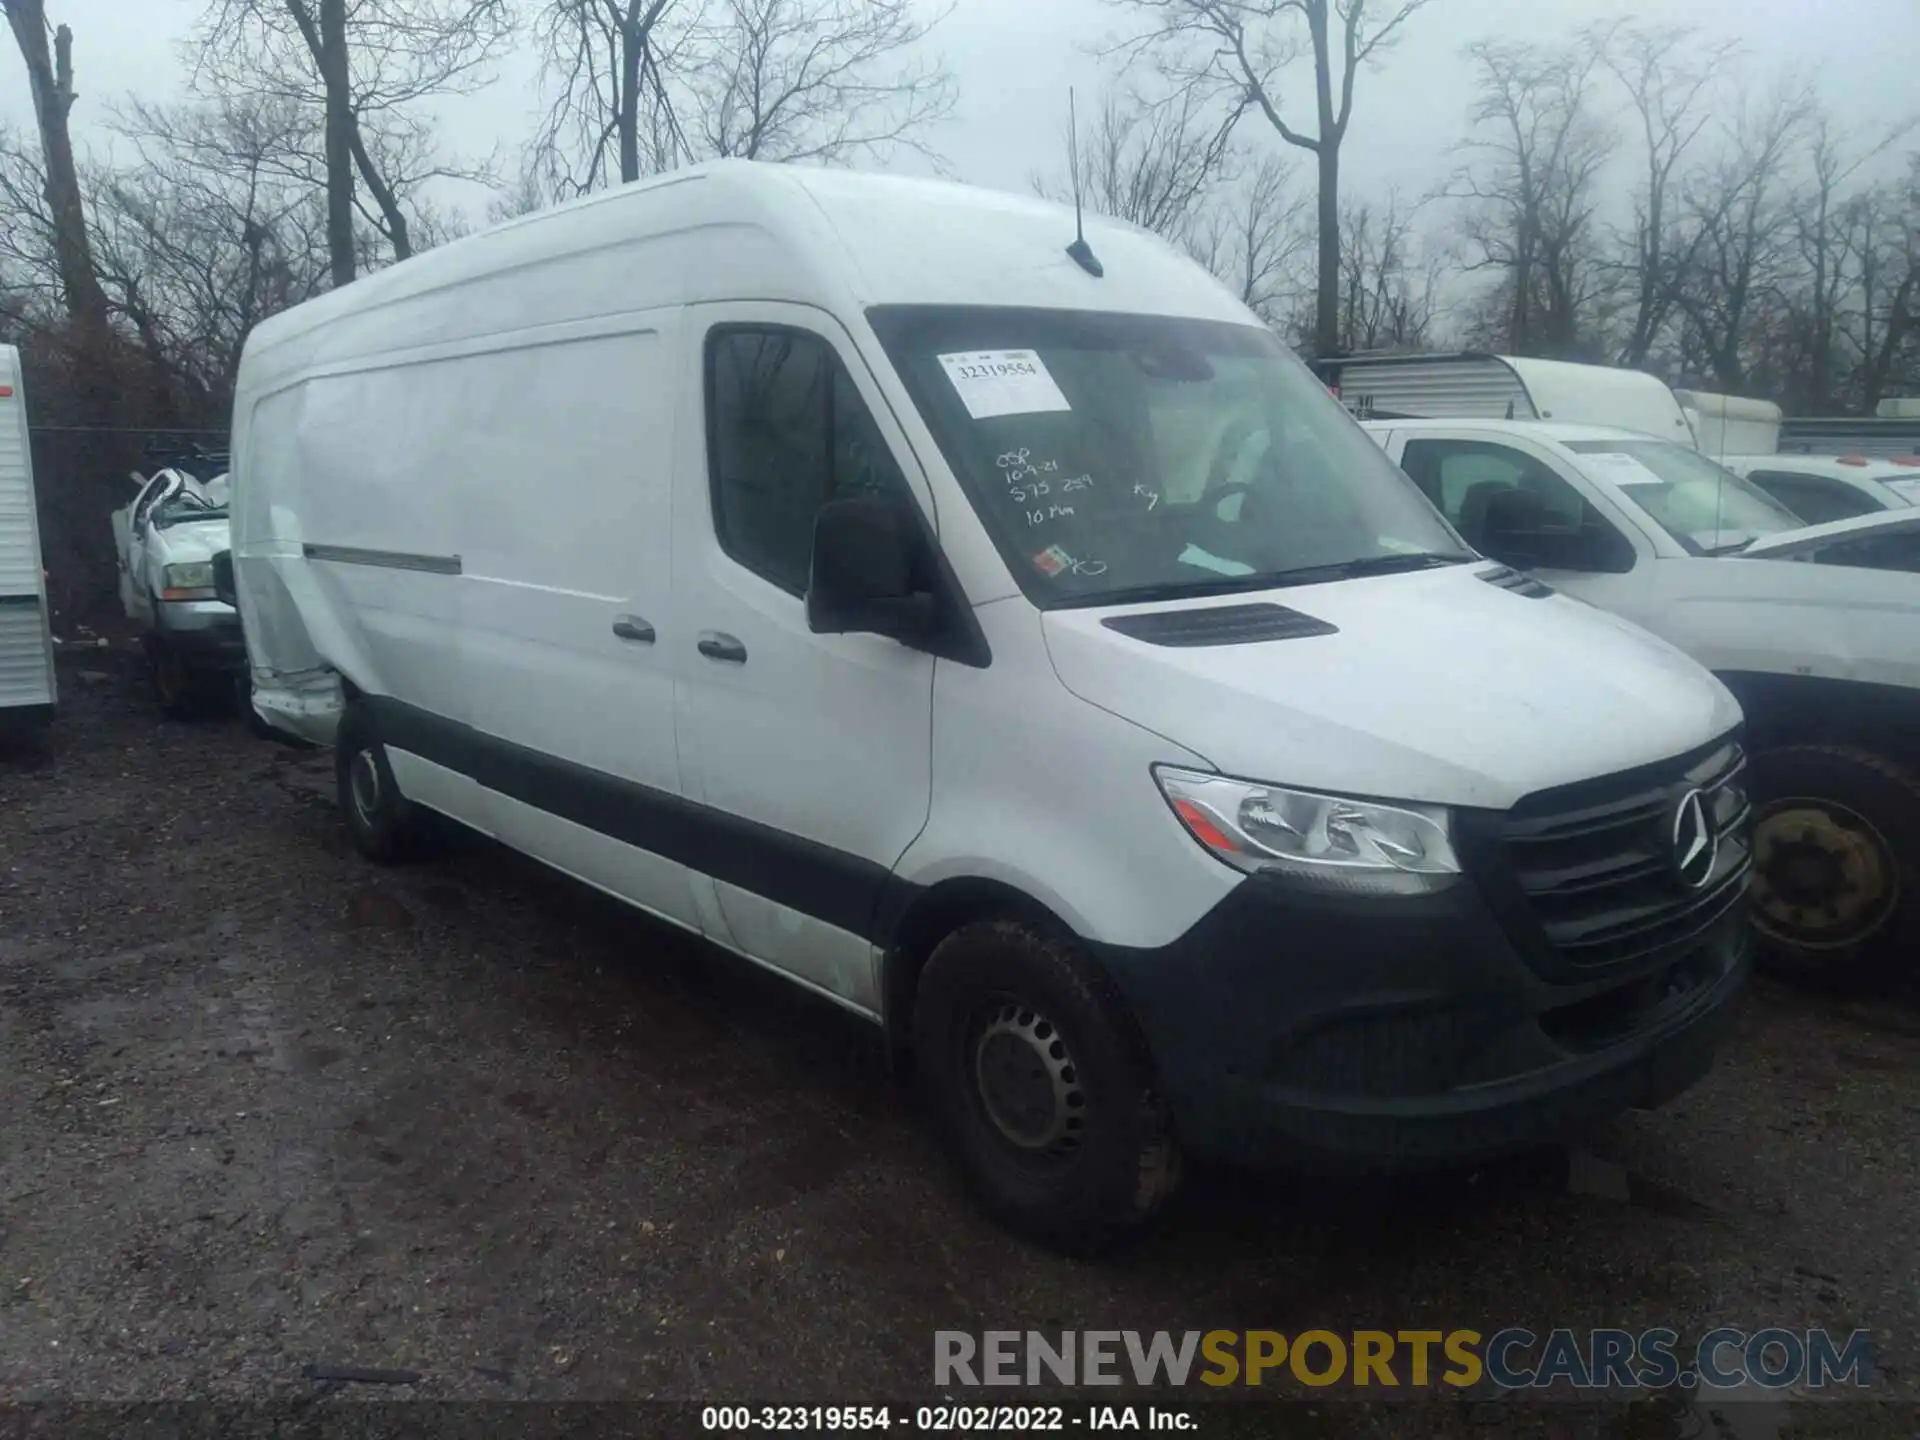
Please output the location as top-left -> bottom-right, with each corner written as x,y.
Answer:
2,650 -> 1916,1436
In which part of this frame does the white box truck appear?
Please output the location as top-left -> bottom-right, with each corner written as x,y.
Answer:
230,160 -> 1752,1250
0,344 -> 56,738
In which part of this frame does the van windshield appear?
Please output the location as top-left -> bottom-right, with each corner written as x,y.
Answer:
866,306 -> 1472,606
1562,439 -> 1804,554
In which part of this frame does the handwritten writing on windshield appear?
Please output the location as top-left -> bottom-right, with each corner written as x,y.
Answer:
998,447 -> 1075,503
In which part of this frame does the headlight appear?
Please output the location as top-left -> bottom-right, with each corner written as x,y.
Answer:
160,562 -> 218,600
1153,765 -> 1460,896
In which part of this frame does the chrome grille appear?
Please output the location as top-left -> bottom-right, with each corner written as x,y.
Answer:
1500,738 -> 1751,969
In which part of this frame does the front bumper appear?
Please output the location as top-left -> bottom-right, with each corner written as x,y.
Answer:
153,599 -> 246,670
1092,875 -> 1750,1173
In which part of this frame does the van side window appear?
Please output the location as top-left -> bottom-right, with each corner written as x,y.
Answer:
1399,438 -> 1635,573
707,327 -> 909,595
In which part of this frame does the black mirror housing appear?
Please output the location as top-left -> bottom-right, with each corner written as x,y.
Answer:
807,497 -> 933,643
212,550 -> 237,608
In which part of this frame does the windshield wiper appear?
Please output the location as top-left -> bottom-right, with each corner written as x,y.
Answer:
1257,551 -> 1475,585
1056,552 -> 1472,609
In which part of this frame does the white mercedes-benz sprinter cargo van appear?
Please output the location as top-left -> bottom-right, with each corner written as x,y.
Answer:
230,160 -> 1751,1251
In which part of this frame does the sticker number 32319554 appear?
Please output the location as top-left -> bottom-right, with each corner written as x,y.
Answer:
937,350 -> 1072,420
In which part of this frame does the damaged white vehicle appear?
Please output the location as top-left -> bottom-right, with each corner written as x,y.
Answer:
111,462 -> 246,716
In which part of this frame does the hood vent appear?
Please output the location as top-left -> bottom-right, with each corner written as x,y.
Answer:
1478,565 -> 1554,598
1101,603 -> 1339,647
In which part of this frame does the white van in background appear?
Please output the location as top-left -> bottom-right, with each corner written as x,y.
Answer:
231,160 -> 1752,1250
1366,417 -> 1920,987
0,344 -> 55,739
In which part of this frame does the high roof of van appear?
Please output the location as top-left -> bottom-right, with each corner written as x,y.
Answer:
236,159 -> 1254,387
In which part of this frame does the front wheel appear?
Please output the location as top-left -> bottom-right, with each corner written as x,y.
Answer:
334,707 -> 432,863
1748,745 -> 1920,989
912,920 -> 1182,1254
146,636 -> 207,720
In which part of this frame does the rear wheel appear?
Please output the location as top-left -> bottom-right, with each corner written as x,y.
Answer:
335,706 -> 431,863
1748,745 -> 1920,989
912,920 -> 1181,1254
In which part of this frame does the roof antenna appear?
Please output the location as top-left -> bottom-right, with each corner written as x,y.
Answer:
1064,88 -> 1104,278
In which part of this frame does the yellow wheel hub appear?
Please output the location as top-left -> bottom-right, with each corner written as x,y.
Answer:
1750,803 -> 1895,948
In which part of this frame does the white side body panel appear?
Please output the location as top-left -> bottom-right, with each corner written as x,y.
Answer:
0,346 -> 54,711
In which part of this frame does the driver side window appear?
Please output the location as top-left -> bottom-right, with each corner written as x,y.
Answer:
1399,438 -> 1634,573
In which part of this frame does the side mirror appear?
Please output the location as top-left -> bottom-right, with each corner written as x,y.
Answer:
212,550 -> 237,608
806,497 -> 934,643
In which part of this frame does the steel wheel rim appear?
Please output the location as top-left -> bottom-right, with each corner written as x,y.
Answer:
970,998 -> 1086,1160
1750,796 -> 1898,950
348,749 -> 383,827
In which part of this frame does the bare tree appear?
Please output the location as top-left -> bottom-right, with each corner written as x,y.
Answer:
0,128 -> 62,319
532,0 -> 954,193
1451,38 -> 1613,359
192,0 -> 513,279
533,0 -> 682,193
1033,87 -> 1236,245
686,0 -> 954,164
1594,21 -> 1737,368
1668,78 -> 1814,390
1339,189 -> 1438,350
1848,160 -> 1920,409
1113,0 -> 1434,356
2,0 -> 107,327
94,94 -> 334,413
1186,153 -> 1311,325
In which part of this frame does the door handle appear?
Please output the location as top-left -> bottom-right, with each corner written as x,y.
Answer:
696,631 -> 747,663
611,614 -> 655,644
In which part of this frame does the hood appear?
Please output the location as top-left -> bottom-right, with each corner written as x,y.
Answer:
1041,565 -> 1740,812
1740,507 -> 1920,561
147,517 -> 232,566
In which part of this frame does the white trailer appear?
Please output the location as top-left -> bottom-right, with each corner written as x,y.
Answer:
0,344 -> 55,733
1322,351 -> 1698,444
1674,389 -> 1783,458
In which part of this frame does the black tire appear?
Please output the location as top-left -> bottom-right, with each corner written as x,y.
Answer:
912,920 -> 1182,1254
146,635 -> 209,720
1747,744 -> 1920,989
334,705 -> 429,864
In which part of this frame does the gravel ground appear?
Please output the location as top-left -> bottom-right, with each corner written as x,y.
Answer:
2,650 -> 1916,1436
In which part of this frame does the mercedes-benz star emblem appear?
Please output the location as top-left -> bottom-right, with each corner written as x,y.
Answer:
1669,788 -> 1717,891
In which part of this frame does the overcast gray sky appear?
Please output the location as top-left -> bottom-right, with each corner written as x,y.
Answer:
3,0 -> 1916,218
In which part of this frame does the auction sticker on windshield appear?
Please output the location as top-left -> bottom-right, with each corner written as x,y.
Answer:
937,350 -> 1072,419
1581,452 -> 1668,486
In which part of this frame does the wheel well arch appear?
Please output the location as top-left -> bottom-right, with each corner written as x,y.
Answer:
878,875 -> 1074,1066
1718,670 -> 1920,768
